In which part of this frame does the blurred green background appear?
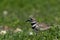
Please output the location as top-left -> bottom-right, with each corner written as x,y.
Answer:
0,0 -> 60,40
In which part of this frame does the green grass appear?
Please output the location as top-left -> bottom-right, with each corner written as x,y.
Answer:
0,0 -> 60,40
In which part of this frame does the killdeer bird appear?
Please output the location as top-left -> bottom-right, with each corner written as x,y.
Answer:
26,17 -> 51,32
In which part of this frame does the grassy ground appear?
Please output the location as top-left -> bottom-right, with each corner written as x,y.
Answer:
0,0 -> 60,40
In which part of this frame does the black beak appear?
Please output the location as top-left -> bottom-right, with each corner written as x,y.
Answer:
26,18 -> 32,22
26,20 -> 30,22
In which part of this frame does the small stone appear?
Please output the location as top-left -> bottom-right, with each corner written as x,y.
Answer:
3,10 -> 8,16
0,30 -> 7,35
29,32 -> 33,35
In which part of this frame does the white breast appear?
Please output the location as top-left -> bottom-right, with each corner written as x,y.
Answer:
32,24 -> 37,27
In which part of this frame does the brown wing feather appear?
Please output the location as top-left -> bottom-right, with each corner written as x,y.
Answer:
38,23 -> 49,28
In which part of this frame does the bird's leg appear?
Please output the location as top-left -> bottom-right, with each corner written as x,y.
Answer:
33,28 -> 39,36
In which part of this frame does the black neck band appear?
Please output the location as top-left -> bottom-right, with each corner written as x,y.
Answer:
31,23 -> 36,25
32,26 -> 36,29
